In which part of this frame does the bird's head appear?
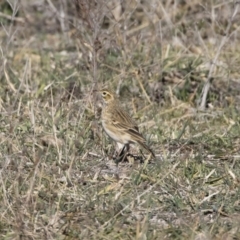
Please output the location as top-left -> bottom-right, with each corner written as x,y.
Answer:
100,88 -> 116,103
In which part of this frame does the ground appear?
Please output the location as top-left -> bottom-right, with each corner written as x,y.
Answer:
0,0 -> 240,239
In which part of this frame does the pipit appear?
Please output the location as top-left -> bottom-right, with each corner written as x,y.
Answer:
100,88 -> 155,160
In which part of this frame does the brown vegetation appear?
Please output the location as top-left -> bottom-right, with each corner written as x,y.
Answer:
0,0 -> 240,239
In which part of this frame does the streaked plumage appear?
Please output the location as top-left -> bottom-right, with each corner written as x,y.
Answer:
100,88 -> 155,159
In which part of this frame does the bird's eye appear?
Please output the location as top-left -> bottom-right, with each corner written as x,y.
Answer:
102,92 -> 106,96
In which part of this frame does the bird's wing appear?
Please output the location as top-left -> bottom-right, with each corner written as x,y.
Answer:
114,107 -> 139,131
111,118 -> 145,143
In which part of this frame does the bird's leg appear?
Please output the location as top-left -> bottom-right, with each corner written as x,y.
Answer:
114,145 -> 126,164
113,142 -> 123,159
114,144 -> 130,164
118,145 -> 126,157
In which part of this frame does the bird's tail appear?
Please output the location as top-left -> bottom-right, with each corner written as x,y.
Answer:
138,141 -> 156,159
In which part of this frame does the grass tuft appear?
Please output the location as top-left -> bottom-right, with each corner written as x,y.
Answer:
0,0 -> 240,239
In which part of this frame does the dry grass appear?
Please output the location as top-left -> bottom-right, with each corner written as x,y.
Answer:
1,0 -> 240,239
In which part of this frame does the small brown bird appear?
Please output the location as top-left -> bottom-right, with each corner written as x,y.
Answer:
100,88 -> 155,159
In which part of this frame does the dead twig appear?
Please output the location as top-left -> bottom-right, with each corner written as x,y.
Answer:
198,1 -> 240,110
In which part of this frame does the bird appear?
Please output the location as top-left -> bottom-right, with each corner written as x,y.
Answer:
100,88 -> 155,160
